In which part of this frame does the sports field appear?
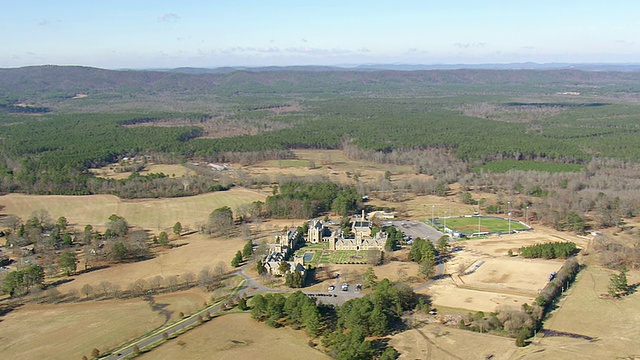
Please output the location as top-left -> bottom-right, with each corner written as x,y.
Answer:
436,216 -> 529,235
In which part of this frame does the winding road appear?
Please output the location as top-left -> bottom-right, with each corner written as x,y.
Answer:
103,221 -> 445,358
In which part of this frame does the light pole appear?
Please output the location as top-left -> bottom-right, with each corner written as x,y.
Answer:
508,201 -> 512,234
443,210 -> 447,233
432,205 -> 435,226
477,199 -> 481,233
525,206 -> 529,227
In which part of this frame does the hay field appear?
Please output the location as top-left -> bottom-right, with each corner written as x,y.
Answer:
0,188 -> 265,232
0,289 -> 209,360
511,262 -> 640,360
139,312 -> 330,360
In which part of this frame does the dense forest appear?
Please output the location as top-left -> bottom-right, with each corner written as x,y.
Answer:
2,66 -> 640,203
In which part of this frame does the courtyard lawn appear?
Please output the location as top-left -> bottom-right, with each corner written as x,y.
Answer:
328,250 -> 370,264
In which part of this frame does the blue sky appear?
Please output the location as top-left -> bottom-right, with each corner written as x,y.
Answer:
2,1 -> 639,68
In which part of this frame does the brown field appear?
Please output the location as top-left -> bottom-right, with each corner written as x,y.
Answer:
89,163 -> 195,180
245,149 -> 415,185
139,312 -> 330,360
511,259 -> 640,360
423,230 -> 587,313
390,322 -> 518,360
0,289 -> 209,360
0,188 -> 265,232
55,233 -> 245,294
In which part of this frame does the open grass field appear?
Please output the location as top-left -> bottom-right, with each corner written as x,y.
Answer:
440,216 -> 530,235
510,259 -> 640,360
55,232 -> 245,294
90,163 -> 195,180
245,149 -> 415,185
0,188 -> 266,233
138,312 -> 330,360
0,289 -> 210,360
261,159 -> 311,168
390,322 -> 518,360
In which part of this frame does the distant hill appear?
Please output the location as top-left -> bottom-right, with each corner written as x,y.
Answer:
3,64 -> 640,99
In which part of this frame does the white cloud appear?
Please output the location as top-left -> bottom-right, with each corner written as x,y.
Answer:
158,13 -> 180,22
454,42 -> 486,49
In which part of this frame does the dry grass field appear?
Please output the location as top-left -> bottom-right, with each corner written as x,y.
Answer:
245,149 -> 415,185
55,233 -> 245,295
0,289 -> 210,360
0,187 -> 265,232
390,322 -> 518,360
510,259 -> 640,360
138,312 -> 330,360
90,163 -> 195,180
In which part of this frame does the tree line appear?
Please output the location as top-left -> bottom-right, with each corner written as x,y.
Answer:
518,242 -> 577,259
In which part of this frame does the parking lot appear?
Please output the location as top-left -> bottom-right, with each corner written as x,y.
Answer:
390,220 -> 445,244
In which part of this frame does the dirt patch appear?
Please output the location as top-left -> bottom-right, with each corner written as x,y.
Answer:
139,312 -> 330,360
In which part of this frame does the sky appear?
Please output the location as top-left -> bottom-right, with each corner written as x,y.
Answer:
2,1 -> 639,69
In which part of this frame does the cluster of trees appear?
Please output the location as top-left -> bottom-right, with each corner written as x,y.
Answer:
383,227 -> 402,251
251,291 -> 321,335
408,237 -> 439,279
518,242 -> 577,259
205,206 -> 234,235
2,211 -> 152,282
250,278 -> 413,359
1,264 -> 44,297
608,268 -> 629,298
592,234 -> 640,270
460,303 -> 543,347
265,180 -> 361,218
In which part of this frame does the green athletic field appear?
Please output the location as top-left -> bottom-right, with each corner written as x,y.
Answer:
436,216 -> 529,235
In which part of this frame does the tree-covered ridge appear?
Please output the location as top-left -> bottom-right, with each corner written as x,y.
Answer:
3,66 -> 640,195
